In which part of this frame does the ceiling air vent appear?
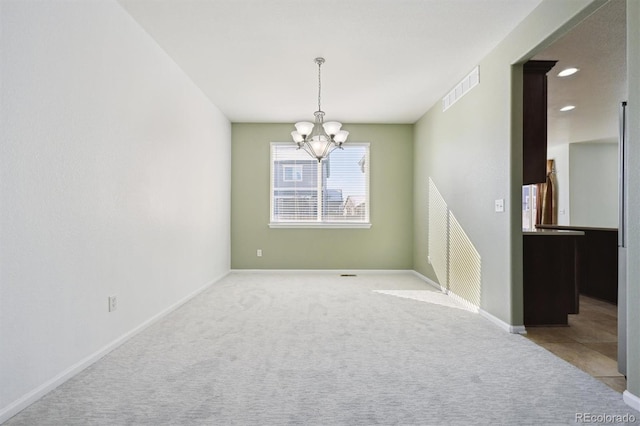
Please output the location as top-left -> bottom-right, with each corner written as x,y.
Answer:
442,66 -> 479,112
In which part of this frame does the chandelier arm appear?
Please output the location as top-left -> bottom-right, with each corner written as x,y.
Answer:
322,142 -> 337,160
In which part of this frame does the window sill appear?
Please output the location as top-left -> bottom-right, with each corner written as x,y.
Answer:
269,222 -> 372,229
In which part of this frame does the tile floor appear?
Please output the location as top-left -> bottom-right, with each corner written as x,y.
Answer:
524,295 -> 626,393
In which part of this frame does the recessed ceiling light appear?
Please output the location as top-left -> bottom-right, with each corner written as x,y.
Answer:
558,67 -> 579,77
560,105 -> 575,112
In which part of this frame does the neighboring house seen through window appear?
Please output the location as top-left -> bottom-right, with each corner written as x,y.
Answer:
270,142 -> 370,228
282,165 -> 303,182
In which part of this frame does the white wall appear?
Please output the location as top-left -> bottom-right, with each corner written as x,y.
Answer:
0,0 -> 231,419
569,142 -> 618,227
549,142 -> 618,228
547,144 -> 570,225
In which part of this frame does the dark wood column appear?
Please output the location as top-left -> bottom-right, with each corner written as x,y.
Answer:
523,60 -> 557,185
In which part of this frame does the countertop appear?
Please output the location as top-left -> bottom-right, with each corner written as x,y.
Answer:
535,224 -> 617,232
523,228 -> 585,236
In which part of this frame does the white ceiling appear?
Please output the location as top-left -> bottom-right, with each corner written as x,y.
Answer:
117,0 -> 627,143
118,0 -> 543,123
534,0 -> 626,146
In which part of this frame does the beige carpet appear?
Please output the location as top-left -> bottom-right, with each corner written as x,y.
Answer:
6,272 -> 639,425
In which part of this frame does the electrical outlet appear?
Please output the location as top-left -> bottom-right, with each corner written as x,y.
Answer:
427,255 -> 431,264
257,249 -> 262,257
108,296 -> 117,312
494,199 -> 504,213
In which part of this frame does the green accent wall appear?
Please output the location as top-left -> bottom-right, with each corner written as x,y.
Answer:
412,0 -> 604,325
231,123 -> 414,270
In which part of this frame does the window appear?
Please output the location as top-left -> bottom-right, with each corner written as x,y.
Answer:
522,184 -> 538,231
270,142 -> 370,228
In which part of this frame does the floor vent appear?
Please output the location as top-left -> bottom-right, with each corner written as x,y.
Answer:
340,274 -> 357,277
442,66 -> 479,111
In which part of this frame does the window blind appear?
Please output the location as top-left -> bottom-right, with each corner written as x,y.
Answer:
270,143 -> 370,225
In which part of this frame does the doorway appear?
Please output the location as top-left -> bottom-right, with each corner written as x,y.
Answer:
520,0 -> 627,393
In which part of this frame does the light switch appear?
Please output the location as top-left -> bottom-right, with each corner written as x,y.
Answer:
495,199 -> 504,213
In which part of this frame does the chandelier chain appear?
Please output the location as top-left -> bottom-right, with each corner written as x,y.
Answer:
317,60 -> 322,112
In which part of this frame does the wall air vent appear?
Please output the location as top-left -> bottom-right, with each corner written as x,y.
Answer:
442,66 -> 479,112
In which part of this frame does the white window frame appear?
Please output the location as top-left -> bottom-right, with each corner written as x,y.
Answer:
269,142 -> 371,229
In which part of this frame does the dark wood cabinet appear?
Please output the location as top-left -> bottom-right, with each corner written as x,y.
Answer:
537,225 -> 618,304
523,60 -> 557,185
523,231 -> 582,326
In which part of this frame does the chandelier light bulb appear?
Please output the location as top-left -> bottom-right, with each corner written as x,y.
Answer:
294,122 -> 314,137
311,139 -> 326,152
323,121 -> 342,136
334,130 -> 349,144
291,131 -> 304,144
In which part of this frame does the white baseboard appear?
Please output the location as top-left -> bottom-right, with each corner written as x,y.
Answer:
0,271 -> 229,424
410,273 -> 526,335
411,271 -> 481,313
446,291 -> 480,314
409,270 -> 446,292
624,390 -> 640,412
231,269 -> 417,275
479,309 -> 527,334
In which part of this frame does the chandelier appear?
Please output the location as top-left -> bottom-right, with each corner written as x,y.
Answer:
291,57 -> 349,162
